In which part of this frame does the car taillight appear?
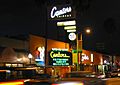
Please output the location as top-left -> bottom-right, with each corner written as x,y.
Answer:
52,84 -> 59,85
0,80 -> 24,85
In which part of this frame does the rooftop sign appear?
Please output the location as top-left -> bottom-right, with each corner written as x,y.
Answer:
48,5 -> 76,20
51,6 -> 72,18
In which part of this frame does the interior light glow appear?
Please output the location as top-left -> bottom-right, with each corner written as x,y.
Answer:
91,54 -> 93,62
100,56 -> 103,65
64,26 -> 76,30
17,58 -> 22,62
28,53 -> 32,58
26,68 -> 36,70
67,30 -> 76,32
6,64 -> 11,67
104,60 -> 107,64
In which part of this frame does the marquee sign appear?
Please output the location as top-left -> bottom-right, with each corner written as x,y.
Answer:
48,49 -> 72,66
48,5 -> 76,20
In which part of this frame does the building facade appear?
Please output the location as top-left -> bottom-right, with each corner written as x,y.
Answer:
0,35 -> 119,76
0,36 -> 29,67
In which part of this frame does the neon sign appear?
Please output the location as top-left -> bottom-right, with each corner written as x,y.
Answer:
35,46 -> 45,66
50,6 -> 72,18
50,51 -> 70,58
82,54 -> 89,61
49,50 -> 72,66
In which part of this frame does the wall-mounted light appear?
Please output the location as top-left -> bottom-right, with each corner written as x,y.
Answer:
17,58 -> 22,62
28,53 -> 33,64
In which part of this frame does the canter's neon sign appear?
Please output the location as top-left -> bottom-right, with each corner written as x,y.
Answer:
50,6 -> 72,18
50,51 -> 70,58
49,49 -> 72,66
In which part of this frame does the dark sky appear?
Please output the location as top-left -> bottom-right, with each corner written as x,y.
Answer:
0,0 -> 120,55
0,0 -> 46,36
81,0 -> 120,55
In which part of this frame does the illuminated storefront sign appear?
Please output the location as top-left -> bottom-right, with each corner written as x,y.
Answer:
48,5 -> 76,20
82,54 -> 89,61
48,49 -> 72,66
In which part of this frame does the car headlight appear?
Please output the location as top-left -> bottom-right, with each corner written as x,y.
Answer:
118,73 -> 120,76
52,82 -> 84,85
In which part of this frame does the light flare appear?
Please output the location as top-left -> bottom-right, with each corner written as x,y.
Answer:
52,82 -> 84,85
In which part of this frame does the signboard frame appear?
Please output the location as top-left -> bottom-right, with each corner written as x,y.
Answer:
48,49 -> 72,66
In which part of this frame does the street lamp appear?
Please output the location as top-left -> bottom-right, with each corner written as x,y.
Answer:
76,27 -> 91,71
28,53 -> 33,64
85,27 -> 91,34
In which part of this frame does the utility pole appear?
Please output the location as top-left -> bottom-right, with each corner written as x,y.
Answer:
44,1 -> 48,74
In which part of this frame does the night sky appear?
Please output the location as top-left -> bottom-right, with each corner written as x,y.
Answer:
0,0 -> 120,55
81,0 -> 120,55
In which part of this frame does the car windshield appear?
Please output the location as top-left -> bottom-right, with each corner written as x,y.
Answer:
63,71 -> 97,78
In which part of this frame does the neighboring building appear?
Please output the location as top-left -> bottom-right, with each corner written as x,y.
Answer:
0,36 -> 29,67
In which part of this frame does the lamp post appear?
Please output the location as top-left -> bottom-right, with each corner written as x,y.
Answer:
76,33 -> 82,71
28,53 -> 33,64
76,27 -> 91,71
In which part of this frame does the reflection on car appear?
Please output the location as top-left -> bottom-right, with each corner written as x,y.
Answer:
105,70 -> 120,78
52,71 -> 105,85
64,71 -> 96,78
62,71 -> 105,79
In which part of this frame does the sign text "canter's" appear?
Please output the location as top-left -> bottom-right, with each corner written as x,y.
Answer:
50,6 -> 72,18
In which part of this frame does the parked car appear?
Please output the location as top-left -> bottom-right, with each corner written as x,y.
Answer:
61,71 -> 105,79
105,70 -> 120,78
0,67 -> 57,85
